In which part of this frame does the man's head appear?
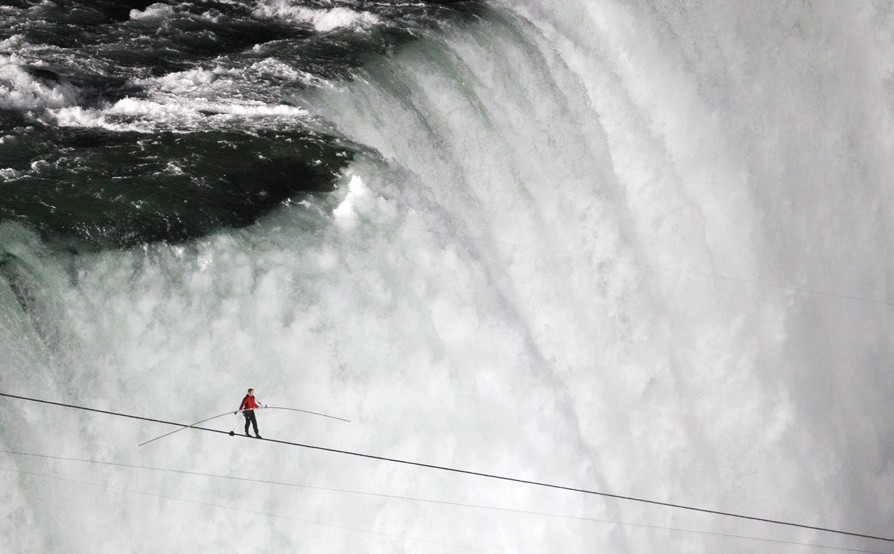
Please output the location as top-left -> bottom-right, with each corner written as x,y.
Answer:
247,388 -> 254,395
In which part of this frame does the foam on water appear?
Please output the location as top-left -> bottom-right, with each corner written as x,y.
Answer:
0,55 -> 80,111
46,64 -> 311,133
53,96 -> 309,133
129,3 -> 176,21
254,1 -> 382,33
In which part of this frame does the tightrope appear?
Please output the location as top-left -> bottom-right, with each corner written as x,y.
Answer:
2,391 -> 892,545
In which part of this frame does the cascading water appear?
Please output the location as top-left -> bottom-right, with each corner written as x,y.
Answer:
1,1 -> 891,552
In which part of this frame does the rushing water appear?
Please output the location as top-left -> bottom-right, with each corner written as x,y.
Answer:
1,1 -> 892,552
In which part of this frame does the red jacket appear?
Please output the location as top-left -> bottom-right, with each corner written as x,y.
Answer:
240,395 -> 260,411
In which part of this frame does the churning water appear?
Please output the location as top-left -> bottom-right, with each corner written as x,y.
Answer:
1,1 -> 892,552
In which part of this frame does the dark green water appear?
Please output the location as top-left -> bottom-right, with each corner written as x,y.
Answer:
0,0 -> 481,249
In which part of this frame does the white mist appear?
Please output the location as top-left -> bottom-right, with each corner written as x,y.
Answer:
1,1 -> 891,553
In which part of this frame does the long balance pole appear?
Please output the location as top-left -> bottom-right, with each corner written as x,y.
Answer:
139,406 -> 350,447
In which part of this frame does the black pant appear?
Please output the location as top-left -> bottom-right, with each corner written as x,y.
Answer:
243,410 -> 259,435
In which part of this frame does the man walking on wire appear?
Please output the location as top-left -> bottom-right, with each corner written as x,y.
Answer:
237,388 -> 263,438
